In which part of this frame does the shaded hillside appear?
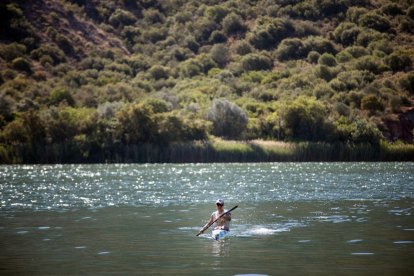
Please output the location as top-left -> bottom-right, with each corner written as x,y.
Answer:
0,0 -> 414,163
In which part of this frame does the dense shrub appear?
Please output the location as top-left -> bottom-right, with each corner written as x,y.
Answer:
275,38 -> 305,61
231,40 -> 253,55
315,65 -> 338,82
332,23 -> 361,46
354,56 -> 388,74
209,30 -> 227,43
343,46 -> 369,58
408,6 -> 414,20
248,18 -> 294,49
381,3 -> 404,16
356,29 -> 387,47
279,96 -> 330,141
0,43 -> 26,61
347,7 -> 368,23
318,53 -> 337,67
31,44 -> 66,65
303,36 -> 337,55
108,9 -> 136,28
241,53 -> 273,71
148,65 -> 169,80
12,57 -> 31,72
49,88 -> 75,106
361,94 -> 384,112
222,13 -> 246,36
205,5 -> 229,23
307,51 -> 320,64
143,8 -> 165,24
180,59 -> 203,77
359,13 -> 391,32
206,99 -> 248,139
210,44 -> 230,67
384,52 -> 412,72
399,72 -> 414,94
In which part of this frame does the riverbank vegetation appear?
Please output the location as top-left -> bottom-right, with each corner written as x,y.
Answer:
0,0 -> 413,163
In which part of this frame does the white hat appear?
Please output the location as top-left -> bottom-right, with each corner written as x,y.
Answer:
216,199 -> 224,205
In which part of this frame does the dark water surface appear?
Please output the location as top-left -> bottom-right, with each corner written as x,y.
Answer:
1,163 -> 413,275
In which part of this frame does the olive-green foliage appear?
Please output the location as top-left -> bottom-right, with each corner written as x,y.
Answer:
241,53 -> 273,71
0,43 -> 26,61
222,13 -> 246,36
108,9 -> 136,28
359,12 -> 391,32
0,0 -> 413,163
249,18 -> 294,49
279,96 -> 331,141
385,52 -> 412,72
12,57 -> 31,72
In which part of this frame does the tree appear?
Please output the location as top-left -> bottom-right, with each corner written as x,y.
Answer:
279,97 -> 330,141
206,99 -> 248,139
116,103 -> 157,144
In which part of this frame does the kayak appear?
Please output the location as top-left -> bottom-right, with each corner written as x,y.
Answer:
212,229 -> 230,240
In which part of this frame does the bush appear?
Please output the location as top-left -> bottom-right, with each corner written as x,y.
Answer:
209,30 -> 227,43
318,53 -> 337,67
350,118 -> 382,144
180,59 -> 203,77
0,43 -> 26,61
205,5 -> 229,23
303,36 -> 337,55
206,99 -> 248,139
231,40 -> 253,55
279,96 -> 330,141
248,18 -> 294,49
354,56 -> 387,74
347,7 -> 368,23
315,65 -> 337,82
332,23 -> 361,46
210,44 -> 230,67
12,57 -> 31,72
55,34 -> 74,54
359,13 -> 391,32
108,9 -> 136,28
356,29 -> 387,47
361,94 -> 384,112
307,51 -> 320,64
399,72 -> 414,94
381,3 -> 404,16
148,65 -> 169,80
385,52 -> 412,72
31,44 -> 66,65
275,38 -> 305,61
399,19 -> 414,33
49,88 -> 75,106
241,53 -> 273,71
408,6 -> 414,20
143,8 -> 165,24
116,103 -> 157,144
343,46 -> 369,58
222,13 -> 246,36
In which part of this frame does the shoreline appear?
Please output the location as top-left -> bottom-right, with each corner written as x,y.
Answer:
1,139 -> 413,164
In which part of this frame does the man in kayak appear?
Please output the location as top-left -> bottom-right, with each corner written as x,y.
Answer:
198,199 -> 231,235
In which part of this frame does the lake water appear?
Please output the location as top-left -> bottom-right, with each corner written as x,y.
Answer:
1,162 -> 413,275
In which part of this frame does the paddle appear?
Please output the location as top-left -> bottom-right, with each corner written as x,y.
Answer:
196,205 -> 238,236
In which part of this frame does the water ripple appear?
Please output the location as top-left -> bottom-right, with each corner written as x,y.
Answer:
1,163 -> 413,210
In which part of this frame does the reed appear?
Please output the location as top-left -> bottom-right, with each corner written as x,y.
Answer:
1,139 -> 413,164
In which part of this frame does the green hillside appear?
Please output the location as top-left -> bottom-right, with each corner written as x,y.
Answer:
0,0 -> 413,163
